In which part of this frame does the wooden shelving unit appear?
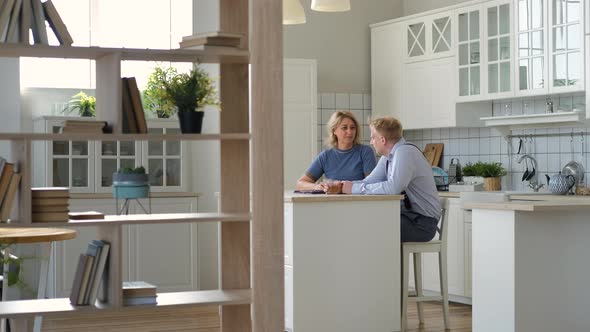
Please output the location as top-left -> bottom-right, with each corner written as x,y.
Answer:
0,0 -> 283,330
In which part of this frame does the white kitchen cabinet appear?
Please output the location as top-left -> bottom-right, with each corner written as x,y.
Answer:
587,35 -> 590,119
464,215 -> 473,298
515,0 -> 585,96
404,11 -> 455,62
51,196 -> 197,298
484,0 -> 514,98
457,4 -> 484,101
33,116 -> 188,193
371,22 -> 404,121
422,198 -> 469,302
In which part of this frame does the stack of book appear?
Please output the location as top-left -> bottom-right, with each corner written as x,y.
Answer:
178,31 -> 243,49
70,240 -> 111,306
60,119 -> 107,134
121,77 -> 148,134
123,281 -> 157,306
0,0 -> 73,45
0,157 -> 21,222
31,187 -> 69,223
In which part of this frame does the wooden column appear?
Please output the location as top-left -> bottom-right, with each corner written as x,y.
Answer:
219,0 -> 252,331
250,0 -> 284,331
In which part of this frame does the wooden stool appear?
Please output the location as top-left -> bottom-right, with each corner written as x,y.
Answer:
0,228 -> 77,332
401,208 -> 449,331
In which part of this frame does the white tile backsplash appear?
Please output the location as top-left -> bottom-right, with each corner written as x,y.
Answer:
321,93 -> 335,109
363,94 -> 372,110
335,93 -> 349,109
349,94 -> 363,109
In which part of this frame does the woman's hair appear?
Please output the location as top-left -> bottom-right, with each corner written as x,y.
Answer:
325,111 -> 362,148
369,117 -> 403,142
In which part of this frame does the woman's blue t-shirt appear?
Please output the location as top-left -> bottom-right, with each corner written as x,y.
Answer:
306,144 -> 377,181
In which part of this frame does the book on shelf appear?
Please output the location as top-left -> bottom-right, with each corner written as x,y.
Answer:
179,31 -> 243,49
69,253 -> 91,305
0,0 -> 16,42
31,197 -> 69,206
121,77 -> 138,134
60,126 -> 104,134
31,187 -> 70,198
30,0 -> 47,45
86,240 -> 110,305
0,162 -> 14,208
122,281 -> 157,298
62,119 -> 108,128
0,172 -> 20,222
31,210 -> 69,223
19,0 -> 31,44
32,204 -> 68,213
125,77 -> 148,134
123,295 -> 157,306
68,211 -> 104,220
42,0 -> 72,46
6,0 -> 23,43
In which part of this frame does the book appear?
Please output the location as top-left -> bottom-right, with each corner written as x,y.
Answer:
76,254 -> 94,305
123,296 -> 157,306
121,78 -> 138,134
0,0 -> 15,42
60,126 -> 104,134
126,77 -> 147,134
30,0 -> 47,44
0,162 -> 14,208
69,253 -> 91,305
42,0 -> 72,46
31,187 -> 69,198
18,0 -> 30,44
0,172 -> 20,221
86,240 -> 109,305
179,31 -> 243,49
32,204 -> 68,213
62,120 -> 107,128
31,211 -> 69,223
122,281 -> 157,298
82,241 -> 101,304
68,211 -> 104,220
5,0 -> 22,43
31,197 -> 69,206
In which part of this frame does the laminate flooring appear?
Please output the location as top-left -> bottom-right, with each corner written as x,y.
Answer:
405,301 -> 472,332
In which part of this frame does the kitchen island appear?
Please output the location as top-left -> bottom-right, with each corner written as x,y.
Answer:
284,193 -> 404,332
464,199 -> 590,332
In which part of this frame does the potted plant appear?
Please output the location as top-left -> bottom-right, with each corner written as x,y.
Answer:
142,66 -> 178,118
62,91 -> 96,117
464,161 -> 507,191
162,66 -> 219,133
112,166 -> 149,199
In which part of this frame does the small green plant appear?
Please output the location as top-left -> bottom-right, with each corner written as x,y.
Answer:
462,161 -> 507,178
162,66 -> 219,112
117,166 -> 146,174
142,66 -> 178,118
0,244 -> 40,295
62,92 -> 96,117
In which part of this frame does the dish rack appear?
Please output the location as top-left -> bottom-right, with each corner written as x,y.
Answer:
433,175 -> 457,192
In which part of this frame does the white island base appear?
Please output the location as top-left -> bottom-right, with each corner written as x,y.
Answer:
471,203 -> 590,332
284,193 -> 403,332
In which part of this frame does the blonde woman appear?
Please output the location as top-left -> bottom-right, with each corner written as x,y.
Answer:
295,111 -> 376,192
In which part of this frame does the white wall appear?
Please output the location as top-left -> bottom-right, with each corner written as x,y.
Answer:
0,59 -> 20,158
284,0 -> 402,93
402,0 -> 472,16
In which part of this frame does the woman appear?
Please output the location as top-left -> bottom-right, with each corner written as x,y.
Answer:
295,111 -> 377,192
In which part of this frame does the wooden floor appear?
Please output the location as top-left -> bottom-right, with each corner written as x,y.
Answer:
405,301 -> 472,332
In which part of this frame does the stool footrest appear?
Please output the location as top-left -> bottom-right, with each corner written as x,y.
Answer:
409,295 -> 443,303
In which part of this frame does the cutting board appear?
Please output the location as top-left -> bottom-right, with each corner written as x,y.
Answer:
423,143 -> 444,167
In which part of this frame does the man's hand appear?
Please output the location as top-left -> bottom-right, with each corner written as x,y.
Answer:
341,181 -> 353,194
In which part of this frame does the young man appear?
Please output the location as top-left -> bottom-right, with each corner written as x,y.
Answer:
341,117 -> 441,242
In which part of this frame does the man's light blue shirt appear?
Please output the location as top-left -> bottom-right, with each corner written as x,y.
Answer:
351,138 -> 441,219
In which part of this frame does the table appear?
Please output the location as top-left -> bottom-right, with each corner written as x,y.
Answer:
0,228 -> 77,332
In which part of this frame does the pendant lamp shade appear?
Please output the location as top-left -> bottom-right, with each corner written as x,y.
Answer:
311,0 -> 351,12
283,0 -> 306,25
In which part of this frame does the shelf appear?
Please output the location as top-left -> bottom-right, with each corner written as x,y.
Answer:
0,289 -> 251,319
0,44 -> 249,63
0,212 -> 250,227
0,133 -> 251,141
480,110 -> 588,136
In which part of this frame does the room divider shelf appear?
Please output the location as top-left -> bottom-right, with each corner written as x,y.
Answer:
0,289 -> 251,319
0,133 -> 251,141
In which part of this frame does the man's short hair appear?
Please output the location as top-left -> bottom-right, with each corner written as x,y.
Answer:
370,117 -> 403,142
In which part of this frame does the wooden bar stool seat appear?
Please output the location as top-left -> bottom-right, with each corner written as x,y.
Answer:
401,208 -> 450,331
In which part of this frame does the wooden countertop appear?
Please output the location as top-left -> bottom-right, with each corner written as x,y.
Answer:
463,200 -> 590,212
438,192 -> 460,198
284,193 -> 404,203
70,192 -> 201,199
0,228 -> 77,244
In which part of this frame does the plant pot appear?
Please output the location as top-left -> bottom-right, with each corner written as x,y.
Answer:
112,173 -> 149,185
178,110 -> 204,133
483,177 -> 502,191
156,110 -> 171,118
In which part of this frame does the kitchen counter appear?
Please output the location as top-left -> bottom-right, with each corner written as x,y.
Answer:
284,193 -> 403,202
438,191 -> 460,198
464,199 -> 590,211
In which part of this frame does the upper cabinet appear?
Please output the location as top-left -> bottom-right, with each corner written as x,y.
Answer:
457,5 -> 484,100
485,1 -> 514,98
516,0 -> 585,96
405,12 -> 455,62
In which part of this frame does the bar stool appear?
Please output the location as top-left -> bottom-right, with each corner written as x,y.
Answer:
400,208 -> 449,331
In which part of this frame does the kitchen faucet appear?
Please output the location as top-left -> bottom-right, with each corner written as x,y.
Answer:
517,154 -> 544,192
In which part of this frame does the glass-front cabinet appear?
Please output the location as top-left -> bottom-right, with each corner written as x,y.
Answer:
33,116 -> 186,193
516,0 -> 585,96
485,1 -> 513,97
457,5 -> 483,100
405,11 -> 454,62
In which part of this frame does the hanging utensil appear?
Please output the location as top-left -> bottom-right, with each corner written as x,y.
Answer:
521,137 -> 530,181
526,136 -> 536,181
562,132 -> 585,193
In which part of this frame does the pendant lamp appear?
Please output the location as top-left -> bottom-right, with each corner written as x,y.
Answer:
283,0 -> 306,25
311,0 -> 351,12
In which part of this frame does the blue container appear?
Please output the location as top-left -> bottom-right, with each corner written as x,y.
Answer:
112,184 -> 150,199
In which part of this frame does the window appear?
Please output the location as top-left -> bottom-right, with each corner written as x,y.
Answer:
20,0 -> 192,89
